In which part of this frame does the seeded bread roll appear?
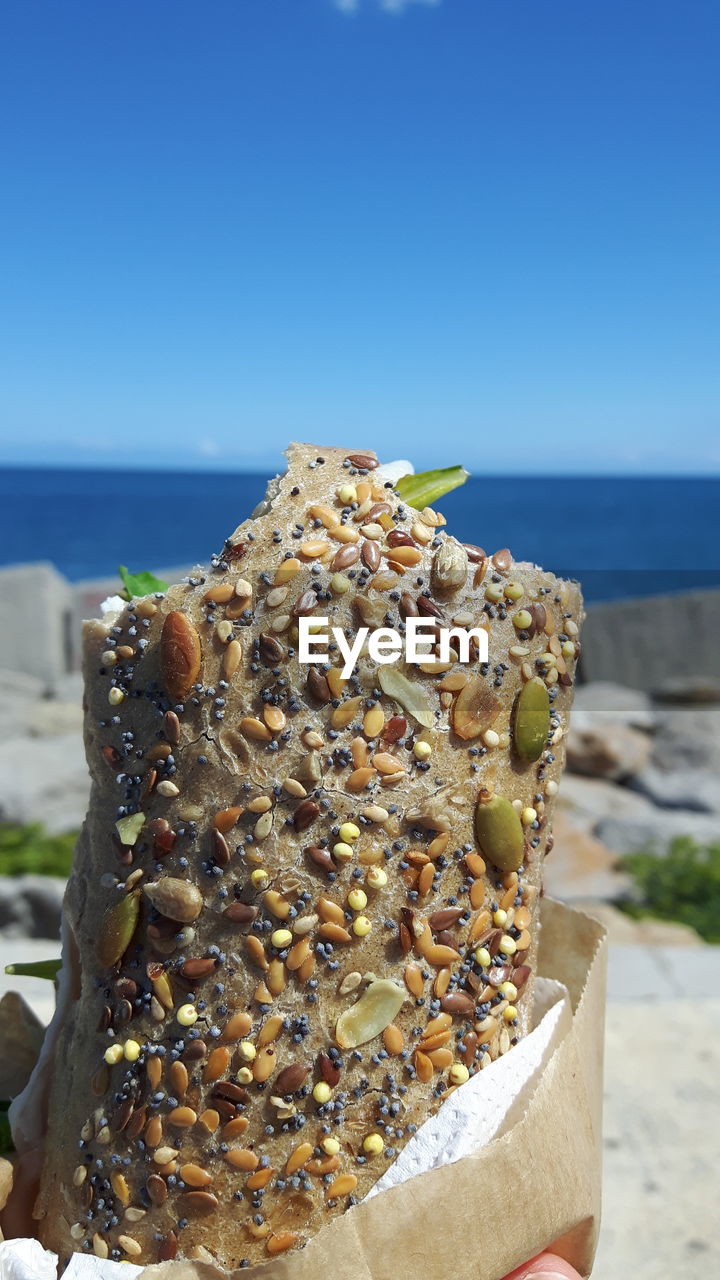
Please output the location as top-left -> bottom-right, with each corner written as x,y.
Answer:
36,443 -> 582,1270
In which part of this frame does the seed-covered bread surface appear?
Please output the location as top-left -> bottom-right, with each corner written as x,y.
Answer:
36,443 -> 582,1269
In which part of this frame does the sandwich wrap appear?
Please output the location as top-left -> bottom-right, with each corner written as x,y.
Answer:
8,444 -> 586,1270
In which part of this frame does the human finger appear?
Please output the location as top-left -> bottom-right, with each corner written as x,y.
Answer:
502,1251 -> 584,1280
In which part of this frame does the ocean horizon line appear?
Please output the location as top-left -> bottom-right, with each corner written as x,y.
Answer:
1,462 -> 719,482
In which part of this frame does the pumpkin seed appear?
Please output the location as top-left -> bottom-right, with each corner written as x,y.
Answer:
115,812 -> 146,847
335,978 -> 405,1049
378,665 -> 434,729
474,793 -> 525,872
513,676 -> 550,761
452,677 -> 500,741
97,891 -> 140,967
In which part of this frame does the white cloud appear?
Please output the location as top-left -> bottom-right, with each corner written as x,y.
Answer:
332,0 -> 441,13
197,437 -> 222,458
380,0 -> 441,12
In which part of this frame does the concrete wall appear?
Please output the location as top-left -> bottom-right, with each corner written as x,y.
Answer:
581,588 -> 720,691
0,563 -> 189,685
0,563 -> 75,687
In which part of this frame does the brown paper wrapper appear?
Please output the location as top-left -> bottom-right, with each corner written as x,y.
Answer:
136,900 -> 606,1280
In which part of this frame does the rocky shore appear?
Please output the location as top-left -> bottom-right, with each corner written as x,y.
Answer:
1,666 -> 719,942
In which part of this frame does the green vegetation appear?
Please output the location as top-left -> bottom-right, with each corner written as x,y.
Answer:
118,564 -> 168,600
0,830 -> 67,1151
0,823 -> 77,878
615,836 -> 720,943
394,465 -> 469,509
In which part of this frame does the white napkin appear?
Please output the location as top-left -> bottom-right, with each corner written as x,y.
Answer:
0,1238 -> 141,1278
369,975 -> 569,1196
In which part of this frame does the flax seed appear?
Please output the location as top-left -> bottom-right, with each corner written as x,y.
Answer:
326,1173 -> 358,1199
225,1147 -> 260,1170
404,964 -> 424,997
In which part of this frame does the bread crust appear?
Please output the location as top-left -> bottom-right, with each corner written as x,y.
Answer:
36,443 -> 582,1268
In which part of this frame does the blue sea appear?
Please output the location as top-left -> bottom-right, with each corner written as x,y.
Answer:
1,468 -> 719,603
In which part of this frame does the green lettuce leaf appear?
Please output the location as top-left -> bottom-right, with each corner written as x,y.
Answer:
118,565 -> 169,600
5,959 -> 61,981
394,465 -> 470,510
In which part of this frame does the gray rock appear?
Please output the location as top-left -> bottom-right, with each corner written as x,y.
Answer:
573,681 -> 657,730
557,774 -> 658,833
629,766 -> 720,815
0,733 -> 89,833
0,668 -> 47,739
651,706 -> 720,774
0,666 -> 82,739
653,675 -> 720,704
596,811 -> 720,856
0,669 -> 45,700
559,774 -> 720,858
49,671 -> 84,704
0,875 -> 66,939
566,720 -> 652,781
546,809 -> 630,903
0,991 -> 46,1097
27,698 -> 83,738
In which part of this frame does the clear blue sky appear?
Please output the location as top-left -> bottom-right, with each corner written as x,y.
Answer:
0,0 -> 718,473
